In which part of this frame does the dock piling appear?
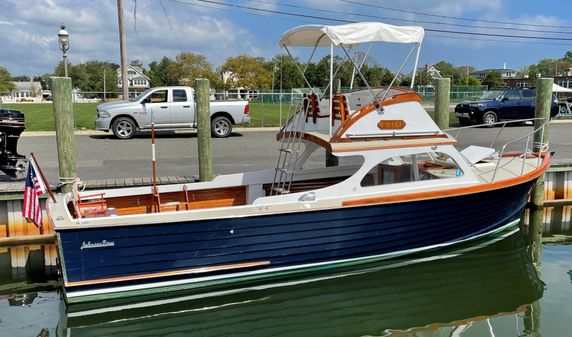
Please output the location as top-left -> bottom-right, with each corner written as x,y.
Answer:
531,77 -> 553,208
433,78 -> 451,130
195,78 -> 213,182
51,76 -> 77,193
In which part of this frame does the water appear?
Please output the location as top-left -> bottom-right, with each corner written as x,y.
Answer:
1,208 -> 570,337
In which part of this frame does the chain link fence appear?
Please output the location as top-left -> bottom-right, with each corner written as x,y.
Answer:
1,86 -> 491,129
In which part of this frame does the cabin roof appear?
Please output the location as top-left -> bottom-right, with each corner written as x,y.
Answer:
280,131 -> 457,153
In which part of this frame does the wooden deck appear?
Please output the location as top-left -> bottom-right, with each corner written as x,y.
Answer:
0,175 -> 197,198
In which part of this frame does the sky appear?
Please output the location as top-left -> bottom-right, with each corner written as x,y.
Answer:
1,0 -> 572,77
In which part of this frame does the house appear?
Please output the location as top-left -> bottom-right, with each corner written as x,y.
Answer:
219,70 -> 259,100
471,68 -> 517,80
0,81 -> 43,103
416,64 -> 442,80
506,74 -> 572,89
117,65 -> 150,94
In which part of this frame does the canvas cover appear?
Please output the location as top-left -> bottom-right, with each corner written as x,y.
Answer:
552,83 -> 572,93
280,22 -> 425,47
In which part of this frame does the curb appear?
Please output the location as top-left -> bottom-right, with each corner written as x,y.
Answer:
20,127 -> 283,137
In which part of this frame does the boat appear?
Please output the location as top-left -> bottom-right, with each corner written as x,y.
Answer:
47,22 -> 552,304
60,230 -> 544,336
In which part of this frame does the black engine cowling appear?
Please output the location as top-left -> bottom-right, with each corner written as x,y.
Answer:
0,109 -> 26,177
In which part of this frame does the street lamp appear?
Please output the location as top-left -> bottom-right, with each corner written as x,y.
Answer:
58,24 -> 70,77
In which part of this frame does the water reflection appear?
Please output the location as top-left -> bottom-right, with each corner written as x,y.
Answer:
523,206 -> 572,244
0,244 -> 58,295
59,229 -> 544,337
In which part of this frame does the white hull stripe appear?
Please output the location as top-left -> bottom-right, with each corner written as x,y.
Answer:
66,219 -> 520,299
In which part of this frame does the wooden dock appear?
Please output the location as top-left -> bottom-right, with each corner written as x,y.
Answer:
0,175 -> 196,250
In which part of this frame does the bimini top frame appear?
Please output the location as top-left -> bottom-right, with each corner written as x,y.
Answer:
279,22 -> 425,136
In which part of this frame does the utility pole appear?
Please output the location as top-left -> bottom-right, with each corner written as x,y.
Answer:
117,0 -> 129,100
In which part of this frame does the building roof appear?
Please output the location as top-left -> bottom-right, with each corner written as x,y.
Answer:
118,65 -> 150,80
12,81 -> 42,91
472,68 -> 516,73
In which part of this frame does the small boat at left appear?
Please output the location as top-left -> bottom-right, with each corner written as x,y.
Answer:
0,108 -> 27,177
47,22 -> 552,304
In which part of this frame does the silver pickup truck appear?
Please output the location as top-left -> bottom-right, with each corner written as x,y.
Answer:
95,86 -> 250,139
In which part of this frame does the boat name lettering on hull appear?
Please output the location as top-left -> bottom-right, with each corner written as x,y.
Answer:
81,240 -> 115,250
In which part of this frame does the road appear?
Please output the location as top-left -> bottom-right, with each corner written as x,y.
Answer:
6,122 -> 572,185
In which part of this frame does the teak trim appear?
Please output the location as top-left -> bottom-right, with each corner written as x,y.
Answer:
65,260 -> 271,287
331,91 -> 423,142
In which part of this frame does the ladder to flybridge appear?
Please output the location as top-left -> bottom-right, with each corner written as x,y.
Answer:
269,95 -> 310,195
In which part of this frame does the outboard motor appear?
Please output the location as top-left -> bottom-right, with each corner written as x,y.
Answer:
0,108 -> 26,177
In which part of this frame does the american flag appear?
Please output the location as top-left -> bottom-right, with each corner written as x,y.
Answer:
22,158 -> 46,227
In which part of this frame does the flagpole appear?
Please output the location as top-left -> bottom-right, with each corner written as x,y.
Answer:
30,152 -> 56,202
151,110 -> 160,213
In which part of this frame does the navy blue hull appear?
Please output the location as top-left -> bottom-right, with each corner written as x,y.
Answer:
57,180 -> 534,301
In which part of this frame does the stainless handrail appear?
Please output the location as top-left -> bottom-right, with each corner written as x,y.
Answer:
444,119 -> 548,183
490,122 -> 546,182
444,118 -> 543,149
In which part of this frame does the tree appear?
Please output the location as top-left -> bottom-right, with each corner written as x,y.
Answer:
11,75 -> 30,81
53,60 -> 119,96
433,61 -> 456,79
565,51 -> 572,62
53,60 -> 90,90
454,65 -> 476,85
482,71 -> 504,88
147,56 -> 179,87
361,64 -> 389,87
38,73 -> 52,90
0,67 -> 16,92
265,55 -> 304,90
220,55 -> 271,90
399,76 -> 412,87
76,60 -> 119,96
172,52 -> 218,87
130,59 -> 144,69
381,71 -> 395,86
466,76 -> 481,85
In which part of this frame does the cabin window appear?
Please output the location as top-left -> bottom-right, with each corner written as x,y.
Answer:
361,152 -> 463,187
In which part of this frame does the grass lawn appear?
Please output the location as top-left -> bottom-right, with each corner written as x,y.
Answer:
1,103 -> 98,131
2,102 -> 294,130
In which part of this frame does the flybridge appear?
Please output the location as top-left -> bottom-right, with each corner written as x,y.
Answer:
279,22 -> 434,143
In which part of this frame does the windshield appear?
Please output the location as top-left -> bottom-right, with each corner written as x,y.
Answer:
478,90 -> 503,100
130,88 -> 155,102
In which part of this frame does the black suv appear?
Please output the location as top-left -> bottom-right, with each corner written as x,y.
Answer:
455,87 -> 559,126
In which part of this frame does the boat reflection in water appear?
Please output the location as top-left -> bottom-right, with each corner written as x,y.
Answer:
59,228 -> 543,337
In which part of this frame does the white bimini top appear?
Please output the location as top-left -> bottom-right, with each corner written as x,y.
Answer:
279,22 -> 425,47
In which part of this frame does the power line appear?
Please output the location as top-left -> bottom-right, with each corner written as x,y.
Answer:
159,0 -> 184,53
167,0 -> 316,25
248,0 -> 572,35
167,0 -> 348,23
168,0 -> 572,42
340,0 -> 572,29
428,33 -> 572,46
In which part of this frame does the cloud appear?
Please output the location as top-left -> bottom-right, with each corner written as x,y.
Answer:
0,0 -> 271,75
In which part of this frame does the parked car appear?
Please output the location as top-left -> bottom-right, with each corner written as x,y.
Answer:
455,87 -> 559,127
96,86 -> 250,139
